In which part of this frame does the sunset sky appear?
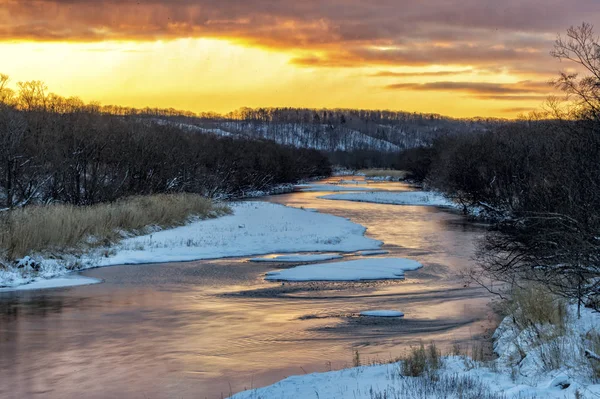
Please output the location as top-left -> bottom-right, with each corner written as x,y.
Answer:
1,0 -> 597,117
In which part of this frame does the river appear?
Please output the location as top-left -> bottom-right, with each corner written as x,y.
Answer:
0,178 -> 494,399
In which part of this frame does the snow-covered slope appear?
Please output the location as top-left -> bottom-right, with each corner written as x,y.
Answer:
153,118 -> 402,152
220,122 -> 401,152
149,118 -> 235,137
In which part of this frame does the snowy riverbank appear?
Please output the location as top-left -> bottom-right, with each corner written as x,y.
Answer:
320,191 -> 456,207
0,202 -> 382,290
231,303 -> 600,398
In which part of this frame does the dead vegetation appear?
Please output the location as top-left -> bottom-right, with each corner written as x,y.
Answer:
401,342 -> 442,377
0,194 -> 231,260
500,285 -> 568,334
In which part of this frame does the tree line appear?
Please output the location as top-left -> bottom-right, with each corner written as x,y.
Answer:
168,106 -> 497,153
0,76 -> 330,208
398,24 -> 600,315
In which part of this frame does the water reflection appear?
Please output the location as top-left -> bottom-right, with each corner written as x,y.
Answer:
0,179 -> 493,399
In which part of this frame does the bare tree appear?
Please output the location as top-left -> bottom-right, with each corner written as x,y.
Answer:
551,23 -> 600,124
0,106 -> 27,208
468,23 -> 600,317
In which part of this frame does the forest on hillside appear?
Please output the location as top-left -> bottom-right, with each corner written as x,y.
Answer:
0,68 -> 516,209
0,76 -> 331,208
136,106 -> 505,156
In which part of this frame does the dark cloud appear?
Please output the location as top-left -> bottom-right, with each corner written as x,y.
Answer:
1,0 -> 598,75
371,69 -> 475,77
500,107 -> 538,113
476,95 -> 551,101
385,80 -> 555,100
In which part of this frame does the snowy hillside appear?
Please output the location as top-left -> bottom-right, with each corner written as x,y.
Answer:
218,121 -> 401,152
149,118 -> 235,137
149,119 -> 401,152
143,107 -> 501,153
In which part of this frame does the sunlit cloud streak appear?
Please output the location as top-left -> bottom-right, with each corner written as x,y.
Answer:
0,0 -> 596,116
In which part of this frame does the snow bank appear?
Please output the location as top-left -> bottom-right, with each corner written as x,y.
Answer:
295,184 -> 376,192
230,294 -> 600,398
249,254 -> 343,263
320,191 -> 455,207
0,275 -> 101,292
360,310 -> 404,317
264,258 -> 421,282
493,304 -> 600,381
239,183 -> 294,199
96,202 -> 381,266
1,202 -> 381,290
0,258 -> 80,290
230,356 -> 599,399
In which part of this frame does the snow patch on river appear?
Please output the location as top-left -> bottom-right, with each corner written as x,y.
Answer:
265,258 -> 422,281
360,310 -> 404,317
249,254 -> 343,263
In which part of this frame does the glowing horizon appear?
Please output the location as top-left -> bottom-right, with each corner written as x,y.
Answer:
1,0 -> 595,118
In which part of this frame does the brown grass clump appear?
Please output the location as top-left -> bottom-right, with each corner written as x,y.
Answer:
401,342 -> 442,377
0,194 -> 231,259
502,285 -> 568,332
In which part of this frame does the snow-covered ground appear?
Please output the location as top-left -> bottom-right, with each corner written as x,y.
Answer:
264,258 -> 422,282
96,202 -> 380,266
236,183 -> 295,199
249,254 -> 343,263
231,303 -> 600,399
230,356 -> 597,399
321,191 -> 455,207
0,275 -> 101,292
0,202 -> 382,290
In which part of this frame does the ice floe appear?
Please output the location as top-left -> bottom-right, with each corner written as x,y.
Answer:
265,258 -> 422,282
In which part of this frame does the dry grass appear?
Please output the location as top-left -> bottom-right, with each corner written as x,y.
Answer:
498,285 -> 571,371
0,194 -> 231,260
401,342 -> 442,377
359,169 -> 408,179
502,285 -> 568,332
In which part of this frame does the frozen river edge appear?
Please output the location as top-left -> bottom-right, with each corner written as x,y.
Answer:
1,202 -> 382,291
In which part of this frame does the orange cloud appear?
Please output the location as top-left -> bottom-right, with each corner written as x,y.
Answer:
371,69 -> 475,77
2,0 -> 598,75
385,80 -> 555,101
0,0 -> 595,117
